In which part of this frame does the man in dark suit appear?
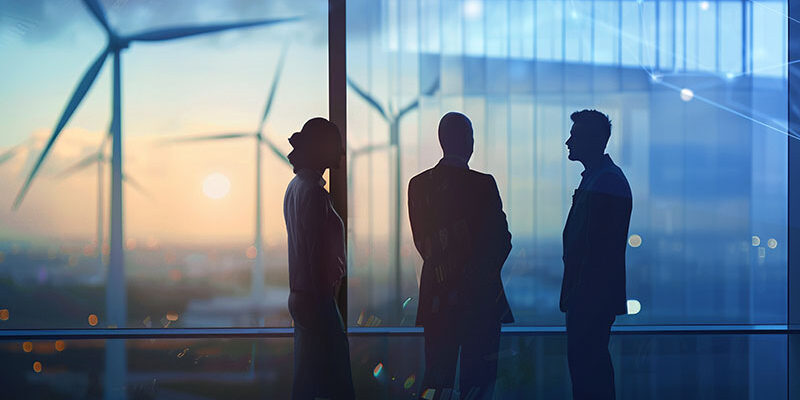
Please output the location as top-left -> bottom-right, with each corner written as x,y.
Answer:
408,112 -> 513,400
561,109 -> 632,400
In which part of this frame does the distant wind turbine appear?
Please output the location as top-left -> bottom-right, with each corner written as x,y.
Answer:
346,76 -> 439,318
11,0 -> 301,329
161,46 -> 291,304
57,135 -> 150,272
0,137 -> 36,168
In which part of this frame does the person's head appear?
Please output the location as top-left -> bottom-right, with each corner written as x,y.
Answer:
565,109 -> 611,162
438,112 -> 474,161
287,117 -> 344,173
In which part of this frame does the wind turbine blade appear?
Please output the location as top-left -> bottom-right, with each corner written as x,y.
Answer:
57,153 -> 98,179
259,44 -> 290,128
0,146 -> 20,166
423,75 -> 441,96
260,136 -> 290,166
123,174 -> 152,199
159,133 -> 252,144
82,0 -> 113,35
396,76 -> 440,120
346,78 -> 390,122
128,17 -> 301,42
13,49 -> 109,210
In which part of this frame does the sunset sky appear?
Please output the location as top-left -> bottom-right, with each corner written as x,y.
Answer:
0,0 -> 331,244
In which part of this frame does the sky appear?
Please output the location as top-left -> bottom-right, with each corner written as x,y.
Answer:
0,0 -> 329,244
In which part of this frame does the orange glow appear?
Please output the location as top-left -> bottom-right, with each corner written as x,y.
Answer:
88,314 -> 98,326
126,238 -> 137,250
245,245 -> 257,259
0,309 -> 8,321
166,312 -> 179,322
102,244 -> 110,256
164,252 -> 177,265
23,342 -> 33,352
83,244 -> 95,256
169,269 -> 182,282
54,340 -> 65,352
32,361 -> 42,373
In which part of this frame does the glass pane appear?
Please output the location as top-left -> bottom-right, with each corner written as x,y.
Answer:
0,0 -> 328,328
0,333 -> 786,399
346,0 -> 788,326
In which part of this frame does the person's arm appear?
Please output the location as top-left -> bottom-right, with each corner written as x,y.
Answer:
483,175 -> 512,273
301,187 -> 331,295
408,178 -> 428,259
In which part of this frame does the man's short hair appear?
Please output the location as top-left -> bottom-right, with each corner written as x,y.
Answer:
570,109 -> 611,146
438,112 -> 473,156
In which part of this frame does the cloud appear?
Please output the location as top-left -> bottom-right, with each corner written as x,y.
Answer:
0,0 -> 330,45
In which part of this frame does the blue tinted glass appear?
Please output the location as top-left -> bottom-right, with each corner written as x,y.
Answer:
346,0 -> 788,326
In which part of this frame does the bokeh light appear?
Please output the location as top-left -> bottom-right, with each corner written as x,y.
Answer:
202,173 -> 231,199
404,374 -> 416,390
402,297 -> 413,309
421,388 -> 436,400
169,269 -> 182,282
767,238 -> 778,249
627,299 -> 642,315
32,361 -> 42,373
22,342 -> 33,353
680,88 -> 694,102
752,236 -> 761,246
700,1 -> 710,11
0,308 -> 9,321
87,314 -> 98,326
463,0 -> 482,19
373,362 -> 383,378
246,245 -> 258,259
54,340 -> 65,352
628,234 -> 642,248
166,312 -> 179,322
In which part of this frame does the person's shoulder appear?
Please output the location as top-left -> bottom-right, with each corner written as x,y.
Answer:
409,166 -> 437,187
593,169 -> 631,198
467,169 -> 497,186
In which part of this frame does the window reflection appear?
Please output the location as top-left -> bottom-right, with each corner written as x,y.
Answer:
347,0 -> 788,326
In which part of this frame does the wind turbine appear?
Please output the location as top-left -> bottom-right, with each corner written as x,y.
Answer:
11,0 -> 300,329
57,135 -> 150,274
346,77 -> 439,319
161,46 -> 291,306
0,137 -> 36,168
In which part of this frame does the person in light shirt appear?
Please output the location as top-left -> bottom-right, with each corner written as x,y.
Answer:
283,117 -> 353,400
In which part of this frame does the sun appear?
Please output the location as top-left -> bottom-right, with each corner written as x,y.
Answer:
202,173 -> 231,199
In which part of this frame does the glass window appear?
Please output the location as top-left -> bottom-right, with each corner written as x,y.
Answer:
0,0 -> 328,328
346,0 -> 788,326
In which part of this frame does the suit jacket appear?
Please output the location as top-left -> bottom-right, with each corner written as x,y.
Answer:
560,154 -> 632,316
408,160 -> 514,327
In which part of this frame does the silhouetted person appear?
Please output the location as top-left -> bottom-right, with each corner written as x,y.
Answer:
561,110 -> 632,400
284,117 -> 354,400
408,112 -> 513,400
